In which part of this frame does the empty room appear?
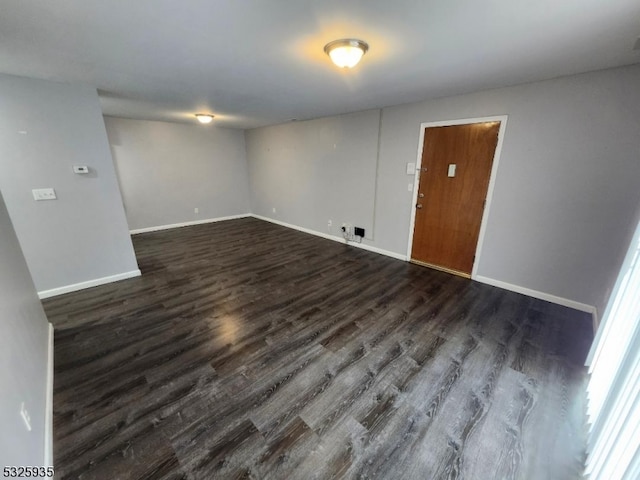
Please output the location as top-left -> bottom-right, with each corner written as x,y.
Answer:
1,1 -> 640,479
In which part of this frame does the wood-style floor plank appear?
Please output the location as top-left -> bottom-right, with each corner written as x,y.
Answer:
43,218 -> 593,479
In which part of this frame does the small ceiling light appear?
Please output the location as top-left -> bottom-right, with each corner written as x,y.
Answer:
195,114 -> 214,124
324,39 -> 369,68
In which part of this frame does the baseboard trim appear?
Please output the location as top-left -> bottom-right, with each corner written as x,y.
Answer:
250,214 -> 407,261
130,214 -> 252,235
251,214 -> 338,242
350,241 -> 407,261
474,275 -> 597,315
37,269 -> 142,299
44,322 -> 53,467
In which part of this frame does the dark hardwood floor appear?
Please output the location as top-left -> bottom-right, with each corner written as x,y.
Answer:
43,218 -> 593,479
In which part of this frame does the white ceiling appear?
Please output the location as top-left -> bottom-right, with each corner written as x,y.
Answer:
1,1 -> 639,129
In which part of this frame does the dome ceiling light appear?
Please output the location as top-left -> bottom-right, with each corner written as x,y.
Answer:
195,114 -> 214,124
324,39 -> 369,68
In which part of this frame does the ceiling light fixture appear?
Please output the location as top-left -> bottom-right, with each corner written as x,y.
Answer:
195,114 -> 214,124
324,39 -> 369,68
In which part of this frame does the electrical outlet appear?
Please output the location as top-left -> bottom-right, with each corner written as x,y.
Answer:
328,219 -> 332,230
32,188 -> 57,201
20,402 -> 32,431
341,223 -> 354,241
272,207 -> 276,214
194,207 -> 199,214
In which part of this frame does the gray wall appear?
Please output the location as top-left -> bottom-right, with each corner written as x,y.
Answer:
247,109 -> 381,239
105,117 -> 251,230
0,191 -> 50,467
246,64 -> 640,315
0,74 -> 139,294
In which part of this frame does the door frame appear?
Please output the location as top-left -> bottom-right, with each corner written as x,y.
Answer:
405,115 -> 509,279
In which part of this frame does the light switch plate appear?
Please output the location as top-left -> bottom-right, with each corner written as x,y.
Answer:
32,188 -> 57,201
406,162 -> 416,175
448,164 -> 457,177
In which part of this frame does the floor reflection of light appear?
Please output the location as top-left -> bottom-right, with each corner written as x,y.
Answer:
219,314 -> 240,344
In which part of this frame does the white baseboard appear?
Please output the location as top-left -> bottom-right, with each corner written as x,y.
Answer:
130,214 -> 251,235
347,241 -> 407,261
474,275 -> 597,316
44,322 -> 53,467
251,214 -> 343,243
37,269 -> 141,299
250,214 -> 407,261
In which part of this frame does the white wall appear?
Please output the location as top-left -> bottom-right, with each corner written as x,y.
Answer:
247,109 -> 381,239
0,191 -> 51,467
246,64 -> 640,316
0,74 -> 139,295
105,117 -> 251,231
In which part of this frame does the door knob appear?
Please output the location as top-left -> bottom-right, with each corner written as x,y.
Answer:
416,204 -> 423,209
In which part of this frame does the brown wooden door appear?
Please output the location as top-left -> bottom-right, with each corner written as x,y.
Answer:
411,121 -> 500,276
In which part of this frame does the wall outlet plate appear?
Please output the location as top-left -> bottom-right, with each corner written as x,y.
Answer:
341,223 -> 354,240
32,188 -> 57,201
73,165 -> 89,174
